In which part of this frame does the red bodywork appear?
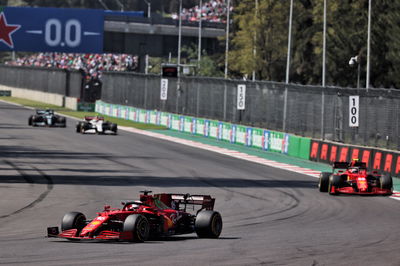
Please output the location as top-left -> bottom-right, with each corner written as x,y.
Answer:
48,192 -> 215,241
329,161 -> 392,195
84,116 -> 104,121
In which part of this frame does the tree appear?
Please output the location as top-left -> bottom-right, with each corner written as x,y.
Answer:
182,44 -> 223,77
229,0 -> 291,81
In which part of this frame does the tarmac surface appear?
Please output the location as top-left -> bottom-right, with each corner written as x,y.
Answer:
1,101 -> 400,266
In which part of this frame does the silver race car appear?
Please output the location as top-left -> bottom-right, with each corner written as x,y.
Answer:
76,116 -> 117,135
28,109 -> 66,127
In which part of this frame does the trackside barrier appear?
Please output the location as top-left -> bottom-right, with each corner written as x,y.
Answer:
309,140 -> 400,177
95,100 -> 311,160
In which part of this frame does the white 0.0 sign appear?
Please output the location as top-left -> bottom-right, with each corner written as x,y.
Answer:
160,79 -> 168,100
349,95 -> 359,127
237,84 -> 246,110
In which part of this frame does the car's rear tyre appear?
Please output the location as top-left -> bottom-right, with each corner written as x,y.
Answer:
328,175 -> 342,195
111,123 -> 118,135
123,214 -> 150,242
76,122 -> 82,133
60,117 -> 66,127
61,212 -> 86,235
380,174 -> 393,190
195,210 -> 223,238
319,172 -> 331,192
28,116 -> 33,126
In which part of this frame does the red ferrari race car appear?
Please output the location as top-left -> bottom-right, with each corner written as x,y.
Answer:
318,160 -> 393,195
47,191 -> 222,242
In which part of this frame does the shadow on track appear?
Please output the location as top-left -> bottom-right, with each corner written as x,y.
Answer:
0,144 -> 317,189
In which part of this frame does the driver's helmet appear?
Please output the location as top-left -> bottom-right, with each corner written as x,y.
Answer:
350,168 -> 358,173
127,201 -> 142,210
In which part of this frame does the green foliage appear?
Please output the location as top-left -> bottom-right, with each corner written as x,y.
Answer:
182,44 -> 224,77
229,0 -> 400,88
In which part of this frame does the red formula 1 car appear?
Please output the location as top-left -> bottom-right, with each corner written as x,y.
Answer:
47,191 -> 222,242
318,160 -> 393,195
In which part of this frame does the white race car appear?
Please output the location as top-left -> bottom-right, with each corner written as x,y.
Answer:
76,116 -> 117,135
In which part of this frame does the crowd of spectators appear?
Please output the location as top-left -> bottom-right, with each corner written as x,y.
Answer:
171,0 -> 231,23
6,53 -> 139,80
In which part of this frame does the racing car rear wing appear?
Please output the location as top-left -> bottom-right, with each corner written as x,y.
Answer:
333,161 -> 367,169
333,162 -> 349,169
156,193 -> 215,211
85,116 -> 104,121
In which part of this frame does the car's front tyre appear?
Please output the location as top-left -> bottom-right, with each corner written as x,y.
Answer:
328,175 -> 342,195
61,212 -> 86,236
123,214 -> 150,242
319,172 -> 331,192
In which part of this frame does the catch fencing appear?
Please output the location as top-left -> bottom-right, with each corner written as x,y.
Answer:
101,72 -> 400,151
0,64 -> 399,151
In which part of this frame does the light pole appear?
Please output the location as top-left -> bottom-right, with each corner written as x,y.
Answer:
321,0 -> 327,139
283,0 -> 293,132
252,0 -> 258,81
177,0 -> 182,70
198,0 -> 202,70
176,0 -> 183,113
144,0 -> 151,18
366,0 -> 371,90
224,0 -> 231,79
349,56 -> 361,89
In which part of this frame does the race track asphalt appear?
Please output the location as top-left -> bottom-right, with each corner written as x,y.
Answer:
1,100 -> 400,266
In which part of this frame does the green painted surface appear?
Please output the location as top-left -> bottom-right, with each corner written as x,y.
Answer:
288,135 -> 301,158
299,138 -> 311,160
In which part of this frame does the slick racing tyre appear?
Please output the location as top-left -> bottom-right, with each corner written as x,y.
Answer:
110,123 -> 118,135
318,172 -> 331,192
61,212 -> 86,235
123,214 -> 150,242
76,122 -> 82,133
328,175 -> 342,195
380,174 -> 393,190
59,117 -> 66,127
28,116 -> 33,126
195,210 -> 223,238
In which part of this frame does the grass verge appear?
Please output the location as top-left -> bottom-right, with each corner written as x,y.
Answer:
0,96 -> 167,130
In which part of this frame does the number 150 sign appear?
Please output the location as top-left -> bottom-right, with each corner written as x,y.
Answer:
349,96 -> 359,127
237,84 -> 246,110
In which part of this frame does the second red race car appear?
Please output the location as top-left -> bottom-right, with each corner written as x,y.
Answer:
318,160 -> 393,195
47,190 -> 222,242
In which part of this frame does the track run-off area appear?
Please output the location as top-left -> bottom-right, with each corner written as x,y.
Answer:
2,100 -> 400,266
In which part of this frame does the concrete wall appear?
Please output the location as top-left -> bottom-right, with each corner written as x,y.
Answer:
0,85 -> 77,110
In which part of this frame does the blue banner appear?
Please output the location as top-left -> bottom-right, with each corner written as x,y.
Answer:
0,7 -> 103,53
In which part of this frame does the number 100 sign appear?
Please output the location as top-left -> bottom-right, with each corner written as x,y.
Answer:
349,95 -> 359,127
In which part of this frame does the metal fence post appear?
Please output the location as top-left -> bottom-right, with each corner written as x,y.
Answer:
144,75 -> 148,109
176,77 -> 180,113
283,86 -> 288,131
321,87 -> 325,139
196,81 -> 200,117
223,81 -> 228,121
